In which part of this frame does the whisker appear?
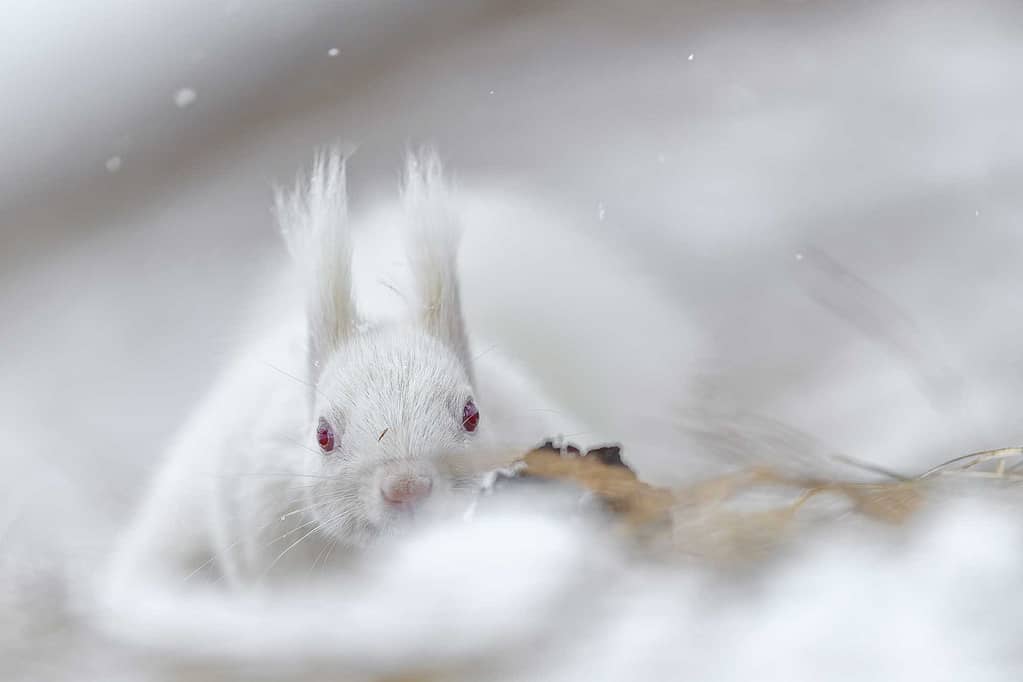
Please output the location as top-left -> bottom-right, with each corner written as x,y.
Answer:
182,554 -> 219,583
472,344 -> 499,361
323,536 -> 340,567
282,437 -> 325,458
264,515 -> 324,549
515,408 -> 569,415
311,536 -> 337,571
193,471 -> 340,482
262,361 -> 329,401
273,488 -> 364,526
264,523 -> 324,576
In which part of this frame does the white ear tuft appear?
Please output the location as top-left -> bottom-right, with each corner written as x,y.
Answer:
400,148 -> 474,382
275,148 -> 356,382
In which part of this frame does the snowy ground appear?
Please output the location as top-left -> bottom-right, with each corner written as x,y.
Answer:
3,1 -> 1023,679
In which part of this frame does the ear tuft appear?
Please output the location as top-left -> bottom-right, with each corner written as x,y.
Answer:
400,148 -> 474,382
275,147 -> 357,383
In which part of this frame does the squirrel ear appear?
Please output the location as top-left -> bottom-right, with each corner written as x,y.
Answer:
275,148 -> 357,383
400,149 -> 474,383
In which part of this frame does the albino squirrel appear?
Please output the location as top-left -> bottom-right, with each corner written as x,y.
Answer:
102,149 -> 586,610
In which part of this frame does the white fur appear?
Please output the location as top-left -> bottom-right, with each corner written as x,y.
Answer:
274,149 -> 355,389
97,150 -> 584,649
401,149 -> 475,378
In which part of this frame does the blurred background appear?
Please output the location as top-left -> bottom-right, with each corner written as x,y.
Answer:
2,0 -> 1023,678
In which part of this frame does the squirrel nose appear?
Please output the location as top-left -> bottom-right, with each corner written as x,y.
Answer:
380,475 -> 433,506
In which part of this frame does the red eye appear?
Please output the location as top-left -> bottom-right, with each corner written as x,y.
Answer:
462,400 -> 479,432
316,417 -> 335,452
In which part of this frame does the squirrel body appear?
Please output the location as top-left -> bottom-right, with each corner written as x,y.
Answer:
106,150 -> 583,592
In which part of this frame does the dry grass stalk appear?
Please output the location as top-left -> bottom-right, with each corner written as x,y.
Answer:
513,444 -> 1023,559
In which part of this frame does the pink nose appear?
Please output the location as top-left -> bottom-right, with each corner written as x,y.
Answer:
381,475 -> 433,506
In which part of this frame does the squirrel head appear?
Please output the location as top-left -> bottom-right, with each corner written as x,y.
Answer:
275,149 -> 484,547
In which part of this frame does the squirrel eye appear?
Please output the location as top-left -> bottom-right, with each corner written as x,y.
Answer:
316,417 -> 335,452
462,400 -> 480,433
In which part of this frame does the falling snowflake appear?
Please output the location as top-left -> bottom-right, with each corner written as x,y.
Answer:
174,88 -> 197,108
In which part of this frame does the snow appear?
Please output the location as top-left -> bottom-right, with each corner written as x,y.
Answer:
173,87 -> 197,108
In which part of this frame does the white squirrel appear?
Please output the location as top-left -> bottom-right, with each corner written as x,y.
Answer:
88,149 -> 705,669
102,149 -> 585,604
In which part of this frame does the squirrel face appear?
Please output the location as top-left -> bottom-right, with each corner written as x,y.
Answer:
303,327 -> 483,547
